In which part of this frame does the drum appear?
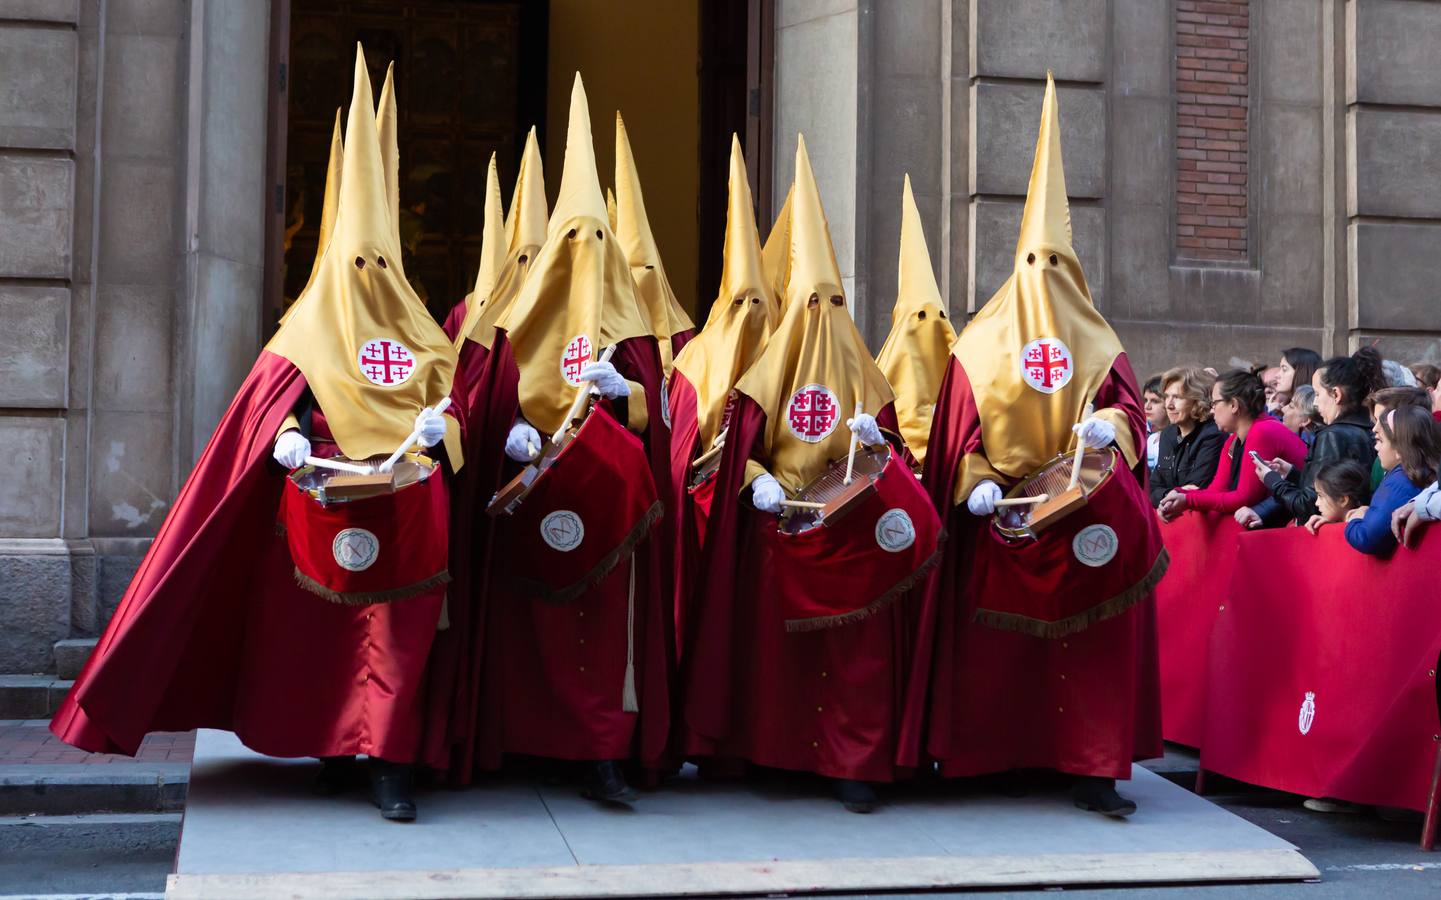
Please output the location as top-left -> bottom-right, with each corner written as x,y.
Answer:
992,447 -> 1117,540
279,453 -> 449,605
779,446 -> 890,534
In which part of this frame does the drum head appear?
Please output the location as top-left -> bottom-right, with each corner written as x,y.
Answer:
291,453 -> 437,504
780,446 -> 891,534
993,447 -> 1117,539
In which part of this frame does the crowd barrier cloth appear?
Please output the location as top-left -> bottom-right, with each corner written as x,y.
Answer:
1156,512 -> 1243,747
1199,524 -> 1441,814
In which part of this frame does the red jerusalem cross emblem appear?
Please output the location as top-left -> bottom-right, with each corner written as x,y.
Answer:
560,335 -> 594,387
357,339 -> 416,386
786,384 -> 840,443
1020,337 -> 1073,394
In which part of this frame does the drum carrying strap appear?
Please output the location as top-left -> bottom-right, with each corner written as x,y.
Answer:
622,554 -> 638,713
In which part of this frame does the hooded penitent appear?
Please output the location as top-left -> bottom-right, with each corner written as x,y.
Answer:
452,154 -> 507,349
733,135 -> 894,493
497,76 -> 653,436
948,74 -> 1130,503
673,135 -> 780,451
267,49 -> 459,465
875,175 -> 957,466
615,112 -> 696,374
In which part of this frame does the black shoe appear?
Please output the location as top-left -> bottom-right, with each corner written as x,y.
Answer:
370,758 -> 417,822
583,760 -> 638,806
313,755 -> 358,797
837,779 -> 878,814
1072,776 -> 1137,818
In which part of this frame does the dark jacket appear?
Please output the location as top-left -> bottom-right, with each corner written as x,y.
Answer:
1149,419 -> 1226,507
1261,410 -> 1375,524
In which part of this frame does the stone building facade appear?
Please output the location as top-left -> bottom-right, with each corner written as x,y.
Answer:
1,0 -> 1438,678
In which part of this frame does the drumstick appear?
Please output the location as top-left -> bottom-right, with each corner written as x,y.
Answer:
1068,402 -> 1095,491
526,440 -> 538,459
304,456 -> 373,475
380,397 -> 453,473
995,494 -> 1049,508
778,499 -> 828,510
844,401 -> 864,485
552,345 -> 617,445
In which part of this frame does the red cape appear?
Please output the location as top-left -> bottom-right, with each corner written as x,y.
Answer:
899,353 -> 1163,778
680,396 -> 911,782
426,332 -> 674,782
666,371 -> 706,650
53,352 -> 468,761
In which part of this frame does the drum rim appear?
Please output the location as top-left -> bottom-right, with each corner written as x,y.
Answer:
778,444 -> 894,535
991,445 -> 1119,540
290,452 -> 437,503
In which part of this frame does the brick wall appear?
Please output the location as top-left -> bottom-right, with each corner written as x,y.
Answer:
1175,0 -> 1249,262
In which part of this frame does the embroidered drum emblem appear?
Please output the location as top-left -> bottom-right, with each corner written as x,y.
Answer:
1298,691 -> 1316,735
787,384 -> 840,443
660,376 -> 672,430
540,510 -> 585,552
1020,337 -> 1073,394
332,528 -> 380,572
1072,524 -> 1118,567
357,339 -> 416,386
560,335 -> 594,388
875,509 -> 917,553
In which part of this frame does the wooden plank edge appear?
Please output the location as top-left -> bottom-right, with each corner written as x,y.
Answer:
166,848 -> 1320,899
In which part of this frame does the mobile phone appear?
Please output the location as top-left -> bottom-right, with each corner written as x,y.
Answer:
1248,450 -> 1264,465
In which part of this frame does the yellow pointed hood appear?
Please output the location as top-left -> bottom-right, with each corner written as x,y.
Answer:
876,175 -> 956,465
283,108 -> 344,325
606,187 -> 618,231
267,44 -> 458,463
497,73 -> 652,434
504,126 -> 548,254
375,62 -> 406,278
734,135 -> 894,492
950,73 -> 1126,500
614,112 -> 695,374
673,135 -> 781,449
453,152 -> 507,348
760,184 -> 794,306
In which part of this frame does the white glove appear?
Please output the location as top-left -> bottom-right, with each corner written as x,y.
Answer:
967,480 -> 1002,516
1073,416 -> 1116,450
751,472 -> 784,514
505,419 -> 541,462
413,407 -> 448,449
273,429 -> 311,469
847,412 -> 883,447
577,361 -> 631,399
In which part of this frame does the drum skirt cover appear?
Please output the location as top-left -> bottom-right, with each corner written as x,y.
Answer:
278,469 -> 450,605
767,453 -> 943,632
971,461 -> 1167,638
500,406 -> 663,602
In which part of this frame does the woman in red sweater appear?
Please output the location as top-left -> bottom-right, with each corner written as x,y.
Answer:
1158,368 -> 1307,519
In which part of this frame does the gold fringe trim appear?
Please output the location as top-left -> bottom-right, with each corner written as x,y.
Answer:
511,500 -> 665,604
972,547 -> 1171,639
784,528 -> 949,633
292,568 -> 451,606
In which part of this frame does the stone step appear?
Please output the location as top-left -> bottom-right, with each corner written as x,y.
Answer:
0,764 -> 189,816
0,676 -> 72,719
52,638 -> 96,681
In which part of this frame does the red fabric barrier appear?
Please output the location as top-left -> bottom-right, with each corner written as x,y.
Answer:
1201,525 -> 1441,812
1155,512 -> 1243,747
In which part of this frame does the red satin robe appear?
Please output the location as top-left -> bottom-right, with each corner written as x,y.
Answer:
899,353 -> 1163,779
52,351 -> 466,762
681,397 -> 910,783
431,332 -> 674,781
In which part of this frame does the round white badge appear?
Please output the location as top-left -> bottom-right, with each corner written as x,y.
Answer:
875,508 -> 917,553
357,338 -> 417,387
1020,337 -> 1074,394
1071,524 -> 1118,568
1298,691 -> 1316,736
332,528 -> 380,572
540,510 -> 585,552
560,334 -> 594,388
660,376 -> 672,430
786,384 -> 840,443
